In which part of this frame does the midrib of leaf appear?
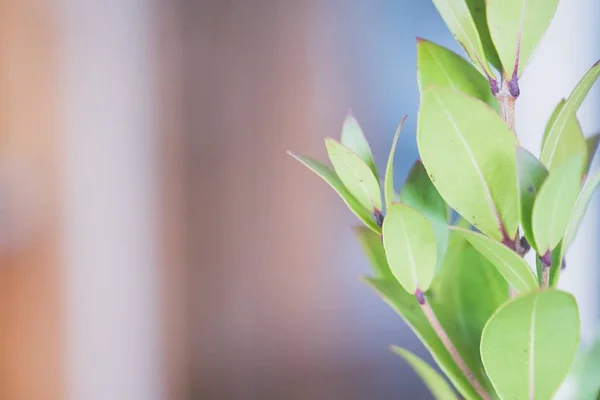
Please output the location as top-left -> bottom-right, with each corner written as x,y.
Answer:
425,45 -> 460,92
342,154 -> 380,211
358,179 -> 378,211
528,295 -> 539,400
433,92 -> 501,230
442,1 -> 487,73
514,0 -> 526,76
546,116 -> 569,168
473,240 -> 528,289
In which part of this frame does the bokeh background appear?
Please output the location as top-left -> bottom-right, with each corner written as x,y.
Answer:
0,0 -> 597,399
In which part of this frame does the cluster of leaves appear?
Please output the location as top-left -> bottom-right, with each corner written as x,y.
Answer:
289,0 -> 600,399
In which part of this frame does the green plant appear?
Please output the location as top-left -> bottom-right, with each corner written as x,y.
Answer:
288,1 -> 600,399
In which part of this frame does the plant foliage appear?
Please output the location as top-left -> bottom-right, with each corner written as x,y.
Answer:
289,1 -> 600,398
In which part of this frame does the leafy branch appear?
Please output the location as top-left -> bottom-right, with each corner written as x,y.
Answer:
288,0 -> 600,398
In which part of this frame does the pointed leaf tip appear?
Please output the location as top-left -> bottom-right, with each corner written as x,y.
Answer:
392,346 -> 459,400
339,115 -> 379,179
288,151 -> 380,233
417,40 -> 498,111
431,0 -> 494,77
542,61 -> 600,167
384,116 -> 407,209
325,137 -> 382,213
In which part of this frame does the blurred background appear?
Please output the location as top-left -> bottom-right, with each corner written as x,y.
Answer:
0,0 -> 597,399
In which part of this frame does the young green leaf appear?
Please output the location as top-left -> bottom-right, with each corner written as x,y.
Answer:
545,112 -> 587,173
325,138 -> 382,213
431,0 -> 495,78
340,113 -> 378,178
464,0 -> 502,71
392,346 -> 458,400
288,152 -> 380,233
541,98 -> 588,175
541,99 -> 565,150
541,61 -> 600,168
400,161 -> 449,269
585,133 -> 600,174
481,290 -> 580,400
487,0 -> 560,77
531,155 -> 584,254
354,226 -> 393,280
383,204 -> 437,294
516,147 -> 548,251
384,116 -> 407,209
364,277 -> 482,400
564,170 -> 600,250
417,39 -> 498,111
417,86 -> 519,242
451,227 -> 538,293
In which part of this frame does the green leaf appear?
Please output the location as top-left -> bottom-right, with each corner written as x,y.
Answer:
532,155 -> 584,254
487,0 -> 560,77
364,277 -> 481,400
516,147 -> 548,251
429,231 -> 507,397
544,111 -> 587,173
416,39 -> 498,111
382,204 -> 437,293
431,0 -> 495,77
400,161 -> 449,269
363,231 -> 501,398
391,346 -> 458,400
481,290 -> 580,400
465,0 -> 502,72
288,153 -> 380,233
417,86 -> 519,241
541,99 -> 565,150
541,61 -> 600,167
586,133 -> 600,174
341,113 -> 378,179
325,138 -> 382,213
451,227 -> 538,293
384,116 -> 407,209
564,170 -> 600,250
354,226 -> 393,280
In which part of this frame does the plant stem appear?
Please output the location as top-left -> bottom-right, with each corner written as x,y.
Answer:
416,290 -> 491,400
495,78 -> 517,132
541,266 -> 550,288
540,251 -> 551,288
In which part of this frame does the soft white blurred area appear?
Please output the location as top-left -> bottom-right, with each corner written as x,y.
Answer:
60,1 -> 163,400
